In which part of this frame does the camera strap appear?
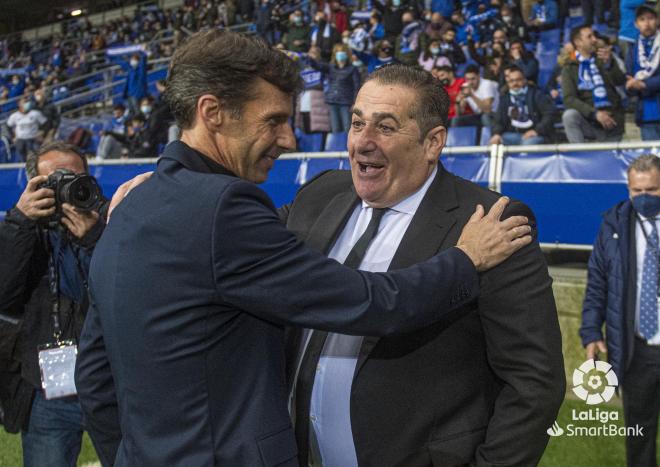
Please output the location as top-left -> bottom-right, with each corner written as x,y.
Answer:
45,232 -> 63,343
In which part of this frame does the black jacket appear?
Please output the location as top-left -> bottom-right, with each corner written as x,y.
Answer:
492,85 -> 557,138
284,168 -> 565,467
0,206 -> 105,432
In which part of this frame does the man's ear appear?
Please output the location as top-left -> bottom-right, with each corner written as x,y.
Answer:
197,94 -> 224,131
423,124 -> 447,162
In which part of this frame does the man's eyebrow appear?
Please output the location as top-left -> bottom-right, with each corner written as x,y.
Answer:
351,107 -> 363,117
263,111 -> 290,122
372,112 -> 401,126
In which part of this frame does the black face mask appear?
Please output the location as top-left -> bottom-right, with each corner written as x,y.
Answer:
440,79 -> 450,86
430,22 -> 442,30
381,46 -> 393,55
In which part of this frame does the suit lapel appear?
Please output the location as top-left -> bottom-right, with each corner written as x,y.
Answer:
304,190 -> 360,254
353,166 -> 461,379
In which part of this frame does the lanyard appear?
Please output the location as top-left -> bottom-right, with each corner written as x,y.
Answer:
636,214 -> 660,298
45,233 -> 63,343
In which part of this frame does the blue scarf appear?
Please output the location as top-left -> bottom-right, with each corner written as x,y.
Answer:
509,88 -> 533,129
576,52 -> 611,109
399,21 -> 420,53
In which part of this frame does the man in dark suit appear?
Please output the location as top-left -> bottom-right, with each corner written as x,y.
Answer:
285,65 -> 566,467
581,154 -> 660,467
75,32 -> 531,467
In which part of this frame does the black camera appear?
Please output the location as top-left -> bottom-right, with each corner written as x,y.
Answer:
38,169 -> 102,228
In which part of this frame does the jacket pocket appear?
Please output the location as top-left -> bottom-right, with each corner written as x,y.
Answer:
427,426 -> 486,467
256,425 -> 298,467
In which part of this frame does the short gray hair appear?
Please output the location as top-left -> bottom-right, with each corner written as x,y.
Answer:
365,64 -> 450,142
628,153 -> 660,175
25,141 -> 88,179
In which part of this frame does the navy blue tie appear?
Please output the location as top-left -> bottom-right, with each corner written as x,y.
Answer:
640,220 -> 659,340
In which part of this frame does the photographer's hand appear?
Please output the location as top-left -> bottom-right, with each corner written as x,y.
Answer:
61,203 -> 100,239
108,171 -> 153,220
16,175 -> 56,221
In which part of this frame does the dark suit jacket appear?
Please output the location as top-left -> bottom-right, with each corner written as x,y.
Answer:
283,167 -> 566,467
74,141 -> 480,467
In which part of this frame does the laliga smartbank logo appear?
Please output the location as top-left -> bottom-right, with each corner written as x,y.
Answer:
546,359 -> 644,438
572,358 -> 618,404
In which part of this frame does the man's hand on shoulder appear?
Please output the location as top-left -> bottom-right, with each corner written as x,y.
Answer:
108,171 -> 153,220
456,196 -> 532,272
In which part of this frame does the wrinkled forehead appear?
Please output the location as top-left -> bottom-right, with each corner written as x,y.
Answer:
353,81 -> 415,122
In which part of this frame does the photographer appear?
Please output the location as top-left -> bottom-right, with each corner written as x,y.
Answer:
0,142 -> 106,467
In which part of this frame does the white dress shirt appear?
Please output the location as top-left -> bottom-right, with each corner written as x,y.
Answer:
308,166 -> 438,467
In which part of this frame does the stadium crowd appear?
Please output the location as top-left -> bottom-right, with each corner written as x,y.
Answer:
1,0 -> 660,163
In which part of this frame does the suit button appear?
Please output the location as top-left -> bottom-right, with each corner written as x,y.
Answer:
310,415 -> 317,422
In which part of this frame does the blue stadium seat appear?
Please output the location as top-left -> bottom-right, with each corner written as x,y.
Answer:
447,126 -> 478,147
324,132 -> 348,151
296,131 -> 324,152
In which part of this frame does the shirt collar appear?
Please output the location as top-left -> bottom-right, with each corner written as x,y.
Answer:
361,165 -> 438,215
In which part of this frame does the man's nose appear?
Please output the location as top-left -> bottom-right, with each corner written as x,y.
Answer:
278,124 -> 297,152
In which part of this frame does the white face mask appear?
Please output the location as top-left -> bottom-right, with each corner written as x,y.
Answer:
130,59 -> 139,68
342,37 -> 350,45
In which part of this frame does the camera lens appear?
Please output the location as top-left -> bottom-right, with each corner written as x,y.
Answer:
63,176 -> 101,210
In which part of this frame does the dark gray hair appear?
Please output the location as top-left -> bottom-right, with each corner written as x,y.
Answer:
365,64 -> 450,142
628,154 -> 660,175
164,30 -> 303,129
26,141 -> 88,179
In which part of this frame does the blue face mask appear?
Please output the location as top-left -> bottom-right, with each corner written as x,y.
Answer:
352,60 -> 363,67
23,102 -> 32,111
509,85 -> 528,97
430,47 -> 440,56
335,51 -> 348,62
632,193 -> 660,219
392,0 -> 401,7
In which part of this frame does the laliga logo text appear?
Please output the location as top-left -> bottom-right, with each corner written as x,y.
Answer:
546,359 -> 644,438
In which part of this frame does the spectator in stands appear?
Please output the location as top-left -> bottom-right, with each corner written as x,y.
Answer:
582,0 -> 606,26
97,103 -> 128,160
420,12 -> 452,51
562,25 -> 626,143
313,12 -> 343,62
395,11 -> 423,65
527,0 -> 559,31
545,42 -> 575,108
490,65 -> 556,145
469,28 -> 508,69
368,13 -> 386,46
496,4 -> 528,41
620,0 -> 647,59
33,88 -> 60,144
437,28 -> 466,68
625,5 -> 660,141
7,74 -> 25,100
283,10 -> 311,53
122,52 -> 148,117
450,10 -> 469,45
508,39 -> 539,83
418,39 -> 452,71
352,39 -> 399,73
6,97 -> 47,162
373,0 -> 409,41
307,45 -> 360,133
256,0 -> 276,44
111,114 -> 157,158
435,65 -> 476,126
462,64 -> 500,128
0,141 -> 106,467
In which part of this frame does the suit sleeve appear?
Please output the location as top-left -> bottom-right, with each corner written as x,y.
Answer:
212,180 -> 480,336
473,202 -> 565,467
579,221 -> 608,345
75,301 -> 121,467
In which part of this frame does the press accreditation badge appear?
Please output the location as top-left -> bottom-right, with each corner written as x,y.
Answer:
38,341 -> 78,399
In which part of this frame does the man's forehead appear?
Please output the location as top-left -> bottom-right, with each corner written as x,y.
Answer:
353,82 -> 414,120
